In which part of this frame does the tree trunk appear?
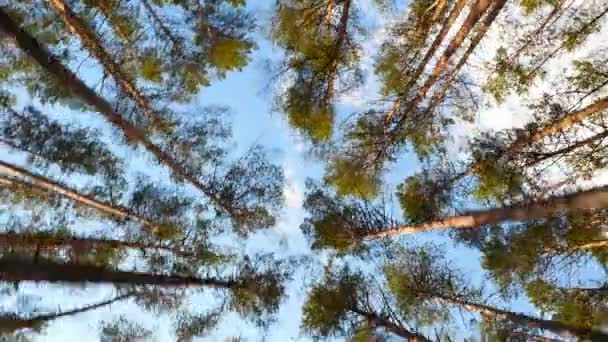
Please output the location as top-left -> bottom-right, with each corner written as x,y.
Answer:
366,186 -> 608,238
432,294 -> 608,339
323,0 -> 335,25
524,128 -> 608,166
510,96 -> 608,152
0,161 -> 157,230
0,260 -> 235,288
0,8 -> 231,216
0,292 -> 134,331
349,307 -> 429,341
424,0 -> 507,115
385,0 -> 467,121
47,0 -> 168,132
324,0 -> 351,103
416,0 -> 492,99
0,232 -> 189,256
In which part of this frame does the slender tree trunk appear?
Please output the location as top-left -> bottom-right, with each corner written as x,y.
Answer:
429,0 -> 449,23
432,294 -> 608,339
47,0 -> 169,132
0,161 -> 157,230
323,0 -> 335,25
0,232 -> 188,256
510,96 -> 608,151
350,307 -> 429,341
366,186 -> 608,238
324,0 -> 351,103
524,128 -> 608,166
385,0 -> 467,121
0,260 -> 236,288
0,292 -> 134,330
0,9 -> 231,216
416,0 -> 492,99
425,0 -> 507,115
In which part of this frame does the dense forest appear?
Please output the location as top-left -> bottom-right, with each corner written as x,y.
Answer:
0,0 -> 607,340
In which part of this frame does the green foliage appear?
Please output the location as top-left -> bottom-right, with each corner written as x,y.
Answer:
518,0 -> 560,15
175,311 -> 221,341
324,156 -> 381,199
567,60 -> 608,93
214,146 -> 285,234
484,47 -> 533,103
396,173 -> 450,223
229,255 -> 291,329
301,181 -> 394,253
208,39 -> 254,77
140,56 -> 163,83
471,153 -> 523,203
0,106 -> 126,194
99,316 -> 151,342
301,267 -> 363,338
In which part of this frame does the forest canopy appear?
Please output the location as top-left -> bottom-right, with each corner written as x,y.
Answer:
0,0 -> 607,340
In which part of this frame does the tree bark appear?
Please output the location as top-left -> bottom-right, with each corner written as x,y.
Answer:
0,232 -> 189,256
0,260 -> 235,288
385,0 -> 467,121
0,8 -> 231,216
510,96 -> 608,152
0,161 -> 157,230
415,0 -> 492,100
366,186 -> 608,238
350,307 -> 430,341
432,294 -> 608,339
524,128 -> 608,166
0,292 -> 135,330
424,0 -> 507,115
47,0 -> 168,132
324,0 -> 351,103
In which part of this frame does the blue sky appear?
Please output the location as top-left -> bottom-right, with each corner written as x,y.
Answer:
1,0 -> 608,340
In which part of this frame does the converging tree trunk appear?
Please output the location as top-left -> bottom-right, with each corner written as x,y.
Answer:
385,0 -> 468,121
0,161 -> 157,230
0,8 -> 232,216
47,0 -> 169,132
431,293 -> 608,339
349,307 -> 430,341
367,186 -> 608,238
0,232 -> 190,257
0,292 -> 135,331
0,260 -> 236,289
511,96 -> 608,152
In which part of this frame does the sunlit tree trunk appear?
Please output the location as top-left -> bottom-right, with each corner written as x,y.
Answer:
349,307 -> 430,341
415,0 -> 492,99
385,0 -> 467,121
323,0 -> 335,25
0,8 -> 231,215
510,96 -> 608,151
0,161 -> 156,229
367,186 -> 608,238
432,294 -> 607,339
47,0 -> 169,132
425,0 -> 507,115
0,260 -> 236,288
